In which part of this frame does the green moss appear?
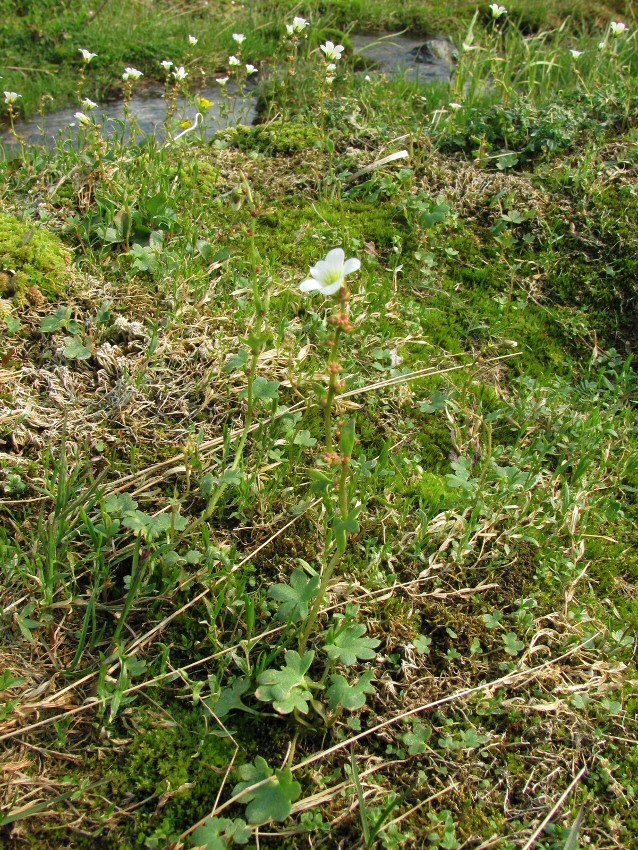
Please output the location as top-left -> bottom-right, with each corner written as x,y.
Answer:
0,212 -> 69,302
103,704 -> 235,849
228,121 -> 322,155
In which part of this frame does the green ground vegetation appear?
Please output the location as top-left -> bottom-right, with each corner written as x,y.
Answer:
1,2 -> 637,849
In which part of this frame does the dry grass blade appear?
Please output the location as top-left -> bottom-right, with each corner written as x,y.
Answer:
520,767 -> 587,850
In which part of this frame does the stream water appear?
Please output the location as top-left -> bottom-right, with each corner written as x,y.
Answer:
0,35 -> 454,152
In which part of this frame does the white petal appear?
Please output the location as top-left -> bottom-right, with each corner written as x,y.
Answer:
309,260 -> 330,280
320,279 -> 344,296
300,278 -> 320,292
324,247 -> 345,270
342,257 -> 361,275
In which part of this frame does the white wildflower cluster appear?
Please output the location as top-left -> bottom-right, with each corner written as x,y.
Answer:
122,67 -> 143,81
320,40 -> 344,83
286,16 -> 309,36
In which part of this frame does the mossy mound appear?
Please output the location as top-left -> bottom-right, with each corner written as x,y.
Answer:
228,121 -> 322,155
0,212 -> 70,303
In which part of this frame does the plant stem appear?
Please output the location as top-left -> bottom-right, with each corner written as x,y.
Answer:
324,326 -> 342,452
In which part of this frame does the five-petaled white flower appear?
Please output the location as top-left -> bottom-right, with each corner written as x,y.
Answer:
4,91 -> 20,105
245,64 -> 257,75
286,16 -> 309,35
489,4 -> 507,18
233,33 -> 246,44
172,66 -> 188,81
74,111 -> 92,126
160,60 -> 173,71
300,248 -> 361,296
570,49 -> 583,59
81,98 -> 97,110
216,76 -> 229,86
79,48 -> 97,63
122,67 -> 143,81
320,40 -> 344,62
610,21 -> 628,36
188,34 -> 198,45
228,55 -> 241,66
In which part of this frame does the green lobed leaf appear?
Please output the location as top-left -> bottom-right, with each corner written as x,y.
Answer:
232,756 -> 301,825
326,671 -> 375,711
255,650 -> 316,714
191,816 -> 251,849
402,722 -> 432,755
268,569 -> 320,622
62,336 -> 92,360
324,623 -> 380,666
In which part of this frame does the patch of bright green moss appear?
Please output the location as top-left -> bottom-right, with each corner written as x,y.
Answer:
229,121 -> 322,155
103,704 -> 235,849
0,212 -> 69,302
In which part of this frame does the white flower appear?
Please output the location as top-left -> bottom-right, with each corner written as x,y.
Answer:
232,33 -> 246,44
160,60 -> 173,71
300,248 -> 361,296
172,66 -> 188,81
74,111 -> 92,126
449,101 -> 463,109
245,64 -> 258,75
287,16 -> 308,35
122,67 -> 143,81
4,91 -> 21,105
610,21 -> 628,36
228,55 -> 241,66
81,98 -> 97,110
188,34 -> 198,45
320,40 -> 344,62
570,49 -> 583,59
216,76 -> 229,86
598,41 -> 607,49
364,74 -> 371,81
489,4 -> 507,18
79,48 -> 97,63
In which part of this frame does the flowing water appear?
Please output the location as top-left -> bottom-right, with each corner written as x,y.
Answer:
1,84 -> 256,153
1,34 -> 453,153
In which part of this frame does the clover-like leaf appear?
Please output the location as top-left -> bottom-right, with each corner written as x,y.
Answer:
40,306 -> 71,333
63,336 -> 92,360
402,722 -> 432,755
232,756 -> 301,825
268,569 -> 320,623
191,815 -> 251,849
413,634 -> 432,655
502,632 -> 525,656
104,493 -> 138,515
244,376 -> 279,402
293,429 -> 317,448
326,671 -> 375,711
225,349 -> 249,373
324,623 -> 380,666
255,650 -> 315,714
